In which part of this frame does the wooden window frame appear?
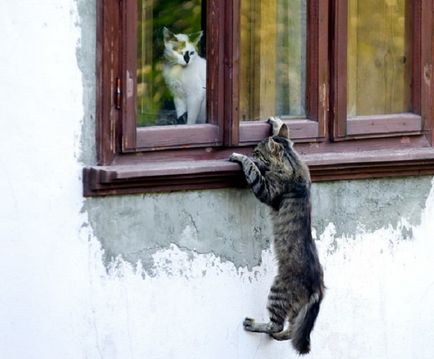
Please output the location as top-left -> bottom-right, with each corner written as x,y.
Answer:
123,0 -> 224,151
237,1 -> 329,146
84,0 -> 434,196
331,0 -> 432,140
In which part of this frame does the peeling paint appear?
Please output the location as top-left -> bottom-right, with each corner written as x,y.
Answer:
424,63 -> 432,87
82,181 -> 434,358
75,0 -> 96,166
85,176 -> 432,272
84,190 -> 273,271
311,176 -> 432,239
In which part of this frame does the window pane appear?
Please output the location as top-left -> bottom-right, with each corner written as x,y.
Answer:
240,0 -> 307,121
347,0 -> 411,116
137,0 -> 206,126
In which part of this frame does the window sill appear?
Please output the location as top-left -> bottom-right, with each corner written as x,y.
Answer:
346,113 -> 422,138
83,147 -> 434,196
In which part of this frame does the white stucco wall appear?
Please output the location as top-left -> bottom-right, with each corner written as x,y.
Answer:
1,1 -> 434,358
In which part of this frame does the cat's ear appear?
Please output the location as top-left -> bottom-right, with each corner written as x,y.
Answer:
266,138 -> 281,155
190,31 -> 203,46
277,123 -> 290,139
163,27 -> 175,42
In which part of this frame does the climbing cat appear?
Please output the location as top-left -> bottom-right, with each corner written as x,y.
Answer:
162,27 -> 206,124
229,117 -> 324,355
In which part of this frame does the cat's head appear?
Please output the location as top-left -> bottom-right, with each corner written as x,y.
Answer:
253,124 -> 293,172
163,27 -> 202,66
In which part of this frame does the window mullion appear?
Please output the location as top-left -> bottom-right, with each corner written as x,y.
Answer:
121,0 -> 138,152
307,0 -> 330,139
223,0 -> 240,146
330,0 -> 347,140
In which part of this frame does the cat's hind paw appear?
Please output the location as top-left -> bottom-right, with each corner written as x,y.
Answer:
243,317 -> 256,331
270,328 -> 292,341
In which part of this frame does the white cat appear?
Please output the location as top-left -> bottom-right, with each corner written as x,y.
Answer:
162,27 -> 206,124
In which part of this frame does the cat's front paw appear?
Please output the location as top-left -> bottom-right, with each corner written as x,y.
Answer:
267,116 -> 283,126
267,116 -> 285,136
229,152 -> 244,163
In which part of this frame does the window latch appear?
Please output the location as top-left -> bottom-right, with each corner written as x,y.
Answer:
115,78 -> 121,110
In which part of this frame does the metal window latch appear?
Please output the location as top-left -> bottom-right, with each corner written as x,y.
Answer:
115,78 -> 121,110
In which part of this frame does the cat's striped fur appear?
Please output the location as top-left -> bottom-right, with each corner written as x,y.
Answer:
230,117 -> 324,355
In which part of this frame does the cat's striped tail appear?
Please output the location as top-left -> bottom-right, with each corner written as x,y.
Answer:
291,292 -> 322,355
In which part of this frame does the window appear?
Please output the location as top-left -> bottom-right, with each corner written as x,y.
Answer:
84,0 -> 434,196
332,0 -> 430,139
240,0 -> 307,120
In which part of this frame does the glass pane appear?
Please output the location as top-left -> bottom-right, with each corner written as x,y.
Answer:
137,0 -> 206,126
240,0 -> 307,121
347,0 -> 411,116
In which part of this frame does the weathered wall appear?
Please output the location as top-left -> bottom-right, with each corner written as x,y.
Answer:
1,1 -> 434,358
85,178 -> 432,272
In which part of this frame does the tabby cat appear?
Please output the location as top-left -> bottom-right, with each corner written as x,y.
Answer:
229,117 -> 324,355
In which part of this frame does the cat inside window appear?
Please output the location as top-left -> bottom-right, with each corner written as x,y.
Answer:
162,27 -> 206,125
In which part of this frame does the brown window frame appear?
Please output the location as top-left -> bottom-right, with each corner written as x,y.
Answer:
331,0 -> 432,140
84,0 -> 434,196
